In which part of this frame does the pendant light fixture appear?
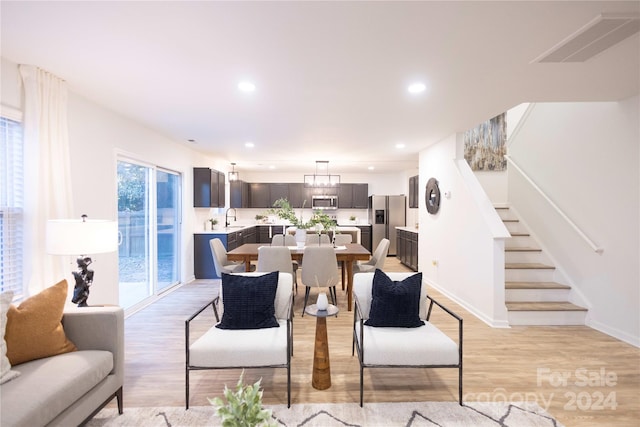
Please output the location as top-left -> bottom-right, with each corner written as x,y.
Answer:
228,163 -> 239,182
304,160 -> 340,188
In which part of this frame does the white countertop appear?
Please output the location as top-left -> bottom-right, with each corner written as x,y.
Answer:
396,226 -> 419,233
196,224 -> 371,234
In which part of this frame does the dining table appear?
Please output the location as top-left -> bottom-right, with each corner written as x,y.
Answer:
226,243 -> 371,311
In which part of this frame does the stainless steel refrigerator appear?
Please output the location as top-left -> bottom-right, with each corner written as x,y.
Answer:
368,195 -> 406,256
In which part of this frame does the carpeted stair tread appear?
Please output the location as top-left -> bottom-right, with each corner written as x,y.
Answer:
506,301 -> 587,311
506,281 -> 570,290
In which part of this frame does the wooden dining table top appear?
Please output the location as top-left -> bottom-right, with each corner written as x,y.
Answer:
226,242 -> 371,259
227,243 -> 371,311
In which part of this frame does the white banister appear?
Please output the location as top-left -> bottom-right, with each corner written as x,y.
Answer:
504,155 -> 603,254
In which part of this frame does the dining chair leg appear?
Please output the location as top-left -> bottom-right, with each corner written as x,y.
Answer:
302,287 -> 311,316
329,286 -> 337,306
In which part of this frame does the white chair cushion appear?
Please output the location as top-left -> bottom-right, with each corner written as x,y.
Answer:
190,319 -> 288,367
356,322 -> 459,366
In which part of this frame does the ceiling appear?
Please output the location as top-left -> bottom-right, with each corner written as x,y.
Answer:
1,1 -> 638,174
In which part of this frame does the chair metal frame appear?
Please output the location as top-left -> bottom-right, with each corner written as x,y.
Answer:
185,274 -> 294,409
352,286 -> 463,407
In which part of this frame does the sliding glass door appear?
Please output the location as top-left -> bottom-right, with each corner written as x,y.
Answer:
156,169 -> 180,292
117,160 -> 181,309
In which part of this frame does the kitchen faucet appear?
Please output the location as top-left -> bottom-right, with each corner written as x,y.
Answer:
225,208 -> 237,227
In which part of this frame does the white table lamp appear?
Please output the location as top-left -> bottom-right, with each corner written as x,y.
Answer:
46,215 -> 118,307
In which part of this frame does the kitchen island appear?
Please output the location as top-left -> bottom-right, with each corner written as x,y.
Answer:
194,224 -> 370,278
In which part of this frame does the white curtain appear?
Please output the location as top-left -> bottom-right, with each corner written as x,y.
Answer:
19,65 -> 73,295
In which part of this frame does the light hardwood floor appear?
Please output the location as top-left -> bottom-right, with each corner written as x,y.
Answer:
112,258 -> 639,426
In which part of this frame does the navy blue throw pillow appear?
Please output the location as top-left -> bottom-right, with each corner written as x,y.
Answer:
364,269 -> 424,328
216,271 -> 280,330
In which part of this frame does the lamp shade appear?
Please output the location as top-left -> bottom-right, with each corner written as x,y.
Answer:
46,218 -> 118,255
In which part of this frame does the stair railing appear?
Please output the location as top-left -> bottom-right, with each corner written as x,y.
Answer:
504,155 -> 603,254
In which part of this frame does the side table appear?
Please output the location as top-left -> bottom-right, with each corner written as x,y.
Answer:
304,303 -> 339,390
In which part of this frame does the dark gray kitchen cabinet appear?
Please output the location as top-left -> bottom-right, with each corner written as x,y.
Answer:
338,184 -> 353,208
249,183 -> 270,208
397,229 -> 418,271
230,180 -> 249,208
288,183 -> 305,208
338,183 -> 368,208
357,225 -> 372,252
352,184 -> 369,208
257,225 -> 286,243
269,183 -> 289,207
193,168 -> 225,208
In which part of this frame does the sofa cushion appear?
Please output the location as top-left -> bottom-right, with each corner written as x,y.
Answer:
1,291 -> 20,384
217,271 -> 279,330
5,280 -> 77,365
0,350 -> 114,427
365,269 -> 424,328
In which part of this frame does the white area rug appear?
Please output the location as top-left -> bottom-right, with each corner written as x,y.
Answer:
87,401 -> 563,426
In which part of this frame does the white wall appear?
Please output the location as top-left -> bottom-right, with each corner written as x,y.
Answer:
419,134 -> 509,327
66,93 -> 217,304
508,97 -> 639,346
1,57 -> 221,305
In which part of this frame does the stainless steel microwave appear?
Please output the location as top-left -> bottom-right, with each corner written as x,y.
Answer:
311,195 -> 338,210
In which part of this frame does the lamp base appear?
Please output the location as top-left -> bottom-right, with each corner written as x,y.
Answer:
72,256 -> 94,307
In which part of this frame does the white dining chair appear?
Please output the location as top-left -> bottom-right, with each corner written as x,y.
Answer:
300,246 -> 340,316
271,234 -> 298,291
333,234 -> 352,288
210,238 -> 250,276
353,238 -> 390,275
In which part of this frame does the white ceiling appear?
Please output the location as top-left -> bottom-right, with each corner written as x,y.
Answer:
1,1 -> 638,174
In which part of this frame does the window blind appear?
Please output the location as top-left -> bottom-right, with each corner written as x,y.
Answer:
0,116 -> 24,299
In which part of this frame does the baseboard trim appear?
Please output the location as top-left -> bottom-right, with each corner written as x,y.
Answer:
586,318 -> 640,348
426,279 -> 510,328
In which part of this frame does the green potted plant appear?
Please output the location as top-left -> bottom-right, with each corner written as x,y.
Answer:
269,198 -> 308,228
209,371 -> 276,427
209,218 -> 219,230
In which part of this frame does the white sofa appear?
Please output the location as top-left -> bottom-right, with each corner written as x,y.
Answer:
1,306 -> 124,426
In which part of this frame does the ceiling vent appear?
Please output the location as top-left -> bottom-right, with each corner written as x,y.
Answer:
534,13 -> 639,63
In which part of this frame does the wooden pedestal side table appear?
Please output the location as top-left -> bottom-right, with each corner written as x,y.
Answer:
304,303 -> 339,390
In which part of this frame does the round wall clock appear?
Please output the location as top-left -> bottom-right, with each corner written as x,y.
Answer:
425,177 -> 441,214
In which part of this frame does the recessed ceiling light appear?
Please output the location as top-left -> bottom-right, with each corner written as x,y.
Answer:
395,143 -> 406,149
187,139 -> 196,144
407,82 -> 426,94
368,166 -> 375,170
245,142 -> 255,148
238,81 -> 256,92
268,165 -> 276,169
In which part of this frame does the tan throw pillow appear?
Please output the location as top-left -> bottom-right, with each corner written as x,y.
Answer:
5,280 -> 77,366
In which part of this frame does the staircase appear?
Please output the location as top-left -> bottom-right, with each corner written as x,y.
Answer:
496,207 -> 587,325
